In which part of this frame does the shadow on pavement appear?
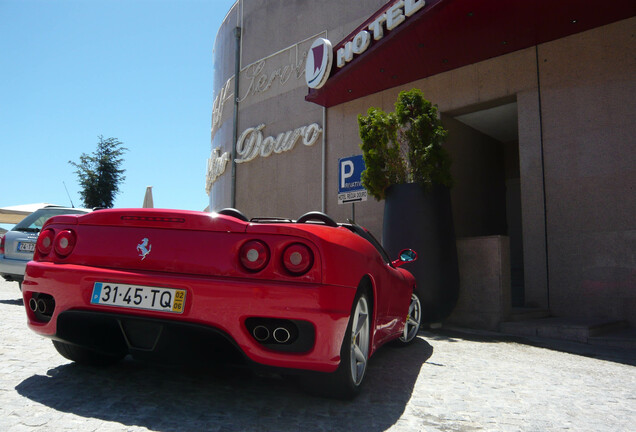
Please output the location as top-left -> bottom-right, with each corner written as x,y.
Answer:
0,298 -> 23,306
423,328 -> 636,367
16,337 -> 433,432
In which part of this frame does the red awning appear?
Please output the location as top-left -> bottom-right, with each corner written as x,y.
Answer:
306,0 -> 636,107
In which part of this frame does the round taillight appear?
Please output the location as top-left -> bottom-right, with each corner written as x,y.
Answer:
37,229 -> 56,256
282,243 -> 313,275
54,230 -> 76,257
239,240 -> 269,272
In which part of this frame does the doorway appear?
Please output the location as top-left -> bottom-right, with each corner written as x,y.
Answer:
444,99 -> 525,306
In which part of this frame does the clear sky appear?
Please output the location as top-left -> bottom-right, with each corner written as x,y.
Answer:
0,0 -> 236,229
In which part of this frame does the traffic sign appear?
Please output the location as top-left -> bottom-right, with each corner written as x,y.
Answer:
338,155 -> 368,204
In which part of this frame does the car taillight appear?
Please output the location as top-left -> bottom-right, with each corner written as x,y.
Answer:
36,229 -> 56,256
282,243 -> 313,275
239,240 -> 270,272
54,230 -> 76,257
0,234 -> 4,255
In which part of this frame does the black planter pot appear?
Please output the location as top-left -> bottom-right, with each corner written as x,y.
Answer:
383,183 -> 459,323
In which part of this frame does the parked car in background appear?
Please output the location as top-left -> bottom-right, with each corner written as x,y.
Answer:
23,208 -> 421,398
0,206 -> 90,289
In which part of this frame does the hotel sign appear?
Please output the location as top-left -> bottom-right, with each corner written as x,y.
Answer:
305,38 -> 333,89
306,0 -> 427,88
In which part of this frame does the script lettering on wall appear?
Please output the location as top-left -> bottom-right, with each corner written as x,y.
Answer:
210,33 -> 325,142
205,122 -> 323,191
235,123 -> 322,163
205,148 -> 231,194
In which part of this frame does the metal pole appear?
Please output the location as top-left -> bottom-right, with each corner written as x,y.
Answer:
231,26 -> 241,209
535,44 -> 550,310
321,106 -> 326,213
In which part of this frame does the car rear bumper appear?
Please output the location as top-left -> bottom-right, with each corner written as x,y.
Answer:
0,255 -> 27,281
23,261 -> 357,373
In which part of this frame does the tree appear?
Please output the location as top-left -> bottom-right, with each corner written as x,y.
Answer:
69,136 -> 128,208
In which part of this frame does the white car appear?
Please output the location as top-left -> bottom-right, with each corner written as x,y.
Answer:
0,206 -> 90,289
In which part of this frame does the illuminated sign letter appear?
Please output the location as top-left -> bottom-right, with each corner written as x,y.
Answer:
405,0 -> 426,17
352,30 -> 371,55
386,1 -> 405,31
368,14 -> 387,41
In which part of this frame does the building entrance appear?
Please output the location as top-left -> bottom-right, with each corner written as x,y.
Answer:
445,99 -> 524,306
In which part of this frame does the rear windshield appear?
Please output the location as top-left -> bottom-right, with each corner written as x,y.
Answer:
13,208 -> 88,232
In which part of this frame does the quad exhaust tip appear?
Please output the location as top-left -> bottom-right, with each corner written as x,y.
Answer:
249,320 -> 295,345
28,293 -> 55,318
273,327 -> 291,344
252,325 -> 270,342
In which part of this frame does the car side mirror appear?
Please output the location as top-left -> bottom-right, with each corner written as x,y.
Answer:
392,248 -> 417,268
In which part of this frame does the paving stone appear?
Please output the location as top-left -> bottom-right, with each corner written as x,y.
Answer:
1,279 -> 635,431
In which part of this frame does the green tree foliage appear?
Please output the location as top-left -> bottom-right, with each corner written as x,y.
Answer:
69,136 -> 128,208
358,89 -> 452,200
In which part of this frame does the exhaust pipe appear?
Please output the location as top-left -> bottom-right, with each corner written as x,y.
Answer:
252,325 -> 270,342
273,327 -> 291,344
37,298 -> 53,315
29,297 -> 38,312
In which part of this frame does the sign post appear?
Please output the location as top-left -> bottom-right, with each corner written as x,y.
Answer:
338,155 -> 367,222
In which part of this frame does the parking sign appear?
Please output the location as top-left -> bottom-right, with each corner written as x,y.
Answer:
338,155 -> 368,204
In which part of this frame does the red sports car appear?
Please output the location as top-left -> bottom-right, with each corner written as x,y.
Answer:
22,208 -> 421,398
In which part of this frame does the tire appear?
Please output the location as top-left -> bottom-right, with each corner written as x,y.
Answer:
52,340 -> 125,366
393,292 -> 422,346
302,291 -> 370,399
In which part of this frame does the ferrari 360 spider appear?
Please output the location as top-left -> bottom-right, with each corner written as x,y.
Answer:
23,208 -> 421,398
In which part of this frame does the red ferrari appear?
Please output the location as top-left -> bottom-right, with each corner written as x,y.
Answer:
23,208 -> 421,398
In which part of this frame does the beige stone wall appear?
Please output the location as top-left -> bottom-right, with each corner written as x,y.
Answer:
210,0 -> 635,326
322,18 -> 635,325
536,18 -> 636,324
447,236 -> 511,330
209,0 -> 387,217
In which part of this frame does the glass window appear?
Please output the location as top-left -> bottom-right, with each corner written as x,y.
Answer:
13,208 -> 88,232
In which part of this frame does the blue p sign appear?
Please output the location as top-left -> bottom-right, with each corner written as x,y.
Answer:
338,155 -> 368,204
340,160 -> 355,190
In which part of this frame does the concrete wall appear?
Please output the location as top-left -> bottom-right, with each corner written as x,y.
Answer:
209,0 -> 387,216
536,18 -> 636,325
447,236 -> 511,330
209,0 -> 636,327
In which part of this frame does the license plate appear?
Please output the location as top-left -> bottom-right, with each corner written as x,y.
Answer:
17,242 -> 36,253
91,282 -> 186,314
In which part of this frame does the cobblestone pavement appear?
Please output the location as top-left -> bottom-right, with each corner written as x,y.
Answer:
1,279 -> 634,431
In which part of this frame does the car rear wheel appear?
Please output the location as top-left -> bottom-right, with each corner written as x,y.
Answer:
301,291 -> 370,399
394,292 -> 422,346
52,340 -> 126,366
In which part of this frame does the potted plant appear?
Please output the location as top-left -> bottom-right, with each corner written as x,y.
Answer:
359,88 -> 459,323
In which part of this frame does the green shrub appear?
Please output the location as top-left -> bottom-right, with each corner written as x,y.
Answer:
358,89 -> 452,200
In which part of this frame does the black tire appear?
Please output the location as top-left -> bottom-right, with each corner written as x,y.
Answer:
301,291 -> 370,399
52,340 -> 126,366
392,292 -> 422,347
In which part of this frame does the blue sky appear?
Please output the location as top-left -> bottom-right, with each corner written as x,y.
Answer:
0,0 -> 236,228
